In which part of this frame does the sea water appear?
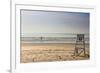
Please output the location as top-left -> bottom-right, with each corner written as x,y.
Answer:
21,33 -> 89,43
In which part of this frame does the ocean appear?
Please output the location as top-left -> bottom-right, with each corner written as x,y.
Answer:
21,33 -> 89,43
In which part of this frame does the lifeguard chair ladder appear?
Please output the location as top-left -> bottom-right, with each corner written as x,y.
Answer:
74,34 -> 86,57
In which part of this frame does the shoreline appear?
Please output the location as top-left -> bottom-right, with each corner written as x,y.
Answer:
21,42 -> 89,45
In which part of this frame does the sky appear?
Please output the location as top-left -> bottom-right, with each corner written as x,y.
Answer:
21,10 -> 89,36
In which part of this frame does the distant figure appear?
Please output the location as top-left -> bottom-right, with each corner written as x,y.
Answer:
40,36 -> 43,41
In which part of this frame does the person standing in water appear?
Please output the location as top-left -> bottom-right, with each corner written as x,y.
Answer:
40,36 -> 43,41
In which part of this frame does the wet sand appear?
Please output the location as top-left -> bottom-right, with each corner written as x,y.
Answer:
20,43 -> 89,63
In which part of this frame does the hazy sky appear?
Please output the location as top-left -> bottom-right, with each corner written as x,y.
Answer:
21,10 -> 89,34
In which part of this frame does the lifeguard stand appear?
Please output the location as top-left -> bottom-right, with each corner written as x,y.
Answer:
74,34 -> 86,57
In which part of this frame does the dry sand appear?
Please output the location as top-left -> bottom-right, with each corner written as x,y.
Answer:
20,43 -> 89,63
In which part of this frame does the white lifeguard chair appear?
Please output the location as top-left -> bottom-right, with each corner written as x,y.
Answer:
74,34 -> 86,57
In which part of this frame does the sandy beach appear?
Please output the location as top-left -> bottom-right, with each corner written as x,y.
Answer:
20,43 -> 89,63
